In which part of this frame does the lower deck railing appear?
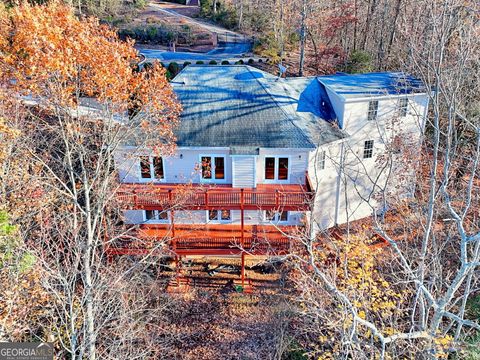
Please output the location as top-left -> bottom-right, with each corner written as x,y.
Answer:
106,225 -> 298,256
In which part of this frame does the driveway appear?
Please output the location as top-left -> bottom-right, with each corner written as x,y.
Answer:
138,1 -> 253,63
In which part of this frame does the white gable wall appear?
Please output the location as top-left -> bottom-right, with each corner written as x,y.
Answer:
308,143 -> 343,231
314,93 -> 429,228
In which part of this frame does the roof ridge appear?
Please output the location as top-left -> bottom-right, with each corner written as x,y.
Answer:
246,67 -> 316,148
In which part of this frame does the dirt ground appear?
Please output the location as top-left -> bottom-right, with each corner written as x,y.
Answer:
159,288 -> 296,359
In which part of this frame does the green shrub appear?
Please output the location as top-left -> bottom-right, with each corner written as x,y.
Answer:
118,28 -> 135,40
235,59 -> 244,64
146,26 -> 158,41
209,60 -> 217,65
247,58 -> 254,64
213,8 -> 238,30
183,61 -> 192,68
0,211 -> 36,274
221,60 -> 230,65
196,60 -> 205,64
167,62 -> 180,77
345,50 -> 373,74
134,0 -> 147,9
253,32 -> 281,63
287,31 -> 301,44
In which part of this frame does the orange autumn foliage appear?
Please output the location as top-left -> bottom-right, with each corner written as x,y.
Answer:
0,1 -> 180,144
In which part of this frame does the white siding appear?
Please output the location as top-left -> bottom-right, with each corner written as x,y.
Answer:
114,151 -> 142,183
123,210 -> 145,224
114,147 -> 232,184
175,210 -> 207,224
232,156 -> 256,188
325,87 -> 345,127
256,149 -> 309,185
308,144 -> 342,231
309,93 -> 429,234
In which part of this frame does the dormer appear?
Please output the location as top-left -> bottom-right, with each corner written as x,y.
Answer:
317,72 -> 429,135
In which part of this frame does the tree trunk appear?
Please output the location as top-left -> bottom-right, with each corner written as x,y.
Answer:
238,0 -> 243,29
298,0 -> 307,76
386,0 -> 402,59
362,0 -> 378,51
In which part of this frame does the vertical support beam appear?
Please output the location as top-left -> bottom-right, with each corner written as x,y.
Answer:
176,255 -> 181,279
240,188 -> 245,248
241,252 -> 245,287
205,190 -> 209,208
169,190 -> 176,251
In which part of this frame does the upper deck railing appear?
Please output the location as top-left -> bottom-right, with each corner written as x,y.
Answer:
116,171 -> 315,211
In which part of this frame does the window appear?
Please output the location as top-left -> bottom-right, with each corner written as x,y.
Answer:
265,210 -> 276,221
363,140 -> 374,159
318,151 -> 326,170
145,210 -> 169,223
201,156 -> 225,181
367,100 -> 379,121
140,157 -> 151,179
208,209 -> 231,222
215,157 -> 225,179
140,156 -> 164,180
201,156 -> 212,179
265,210 -> 288,223
264,157 -> 289,181
399,98 -> 408,117
278,158 -> 289,180
265,157 -> 275,180
153,157 -> 164,179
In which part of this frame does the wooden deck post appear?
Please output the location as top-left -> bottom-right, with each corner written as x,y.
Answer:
241,252 -> 245,287
240,189 -> 244,248
169,190 -> 176,250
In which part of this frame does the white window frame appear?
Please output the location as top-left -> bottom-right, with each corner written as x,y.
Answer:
318,150 -> 326,170
263,155 -> 291,183
138,156 -> 166,183
398,98 -> 408,117
264,210 -> 289,224
199,154 -> 227,184
206,209 -> 232,223
363,140 -> 374,159
143,210 -> 170,224
367,100 -> 379,121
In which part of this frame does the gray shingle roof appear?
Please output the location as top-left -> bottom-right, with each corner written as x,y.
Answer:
171,65 -> 347,152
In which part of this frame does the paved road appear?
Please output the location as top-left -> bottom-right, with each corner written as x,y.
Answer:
140,42 -> 252,62
139,2 -> 253,62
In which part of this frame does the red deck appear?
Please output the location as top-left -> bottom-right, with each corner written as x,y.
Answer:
116,172 -> 314,211
107,224 -> 302,256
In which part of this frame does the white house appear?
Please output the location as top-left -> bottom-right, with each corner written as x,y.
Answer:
113,65 -> 428,259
